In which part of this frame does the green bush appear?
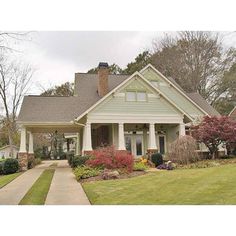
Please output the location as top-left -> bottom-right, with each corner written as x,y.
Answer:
3,158 -> 19,174
0,161 -> 5,175
133,162 -> 148,171
34,158 -> 42,165
73,166 -> 101,181
151,153 -> 163,167
67,151 -> 74,166
71,155 -> 90,168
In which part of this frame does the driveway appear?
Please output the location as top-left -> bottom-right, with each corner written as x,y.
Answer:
0,160 -> 90,205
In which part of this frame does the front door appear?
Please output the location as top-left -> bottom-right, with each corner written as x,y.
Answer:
125,134 -> 143,157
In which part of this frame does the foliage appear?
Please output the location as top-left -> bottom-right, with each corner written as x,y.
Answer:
86,146 -> 134,172
70,155 -> 90,168
123,51 -> 151,74
151,153 -> 163,167
3,158 -> 19,174
40,82 -> 74,96
67,151 -> 75,166
88,63 -> 123,74
151,31 -> 236,107
192,116 -> 236,159
167,135 -> 199,164
73,166 -> 101,181
34,158 -> 42,165
157,162 -> 174,170
139,157 -> 148,164
133,162 -> 148,171
0,161 -> 5,175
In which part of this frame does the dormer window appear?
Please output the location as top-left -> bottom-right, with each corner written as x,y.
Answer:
126,91 -> 136,101
137,91 -> 147,101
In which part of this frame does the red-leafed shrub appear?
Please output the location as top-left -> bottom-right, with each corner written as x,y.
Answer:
86,146 -> 134,172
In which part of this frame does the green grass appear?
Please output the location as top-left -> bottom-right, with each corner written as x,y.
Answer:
19,169 -> 55,205
0,173 -> 21,188
83,164 -> 236,205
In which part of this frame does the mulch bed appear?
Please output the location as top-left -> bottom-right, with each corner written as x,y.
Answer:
79,170 -> 147,183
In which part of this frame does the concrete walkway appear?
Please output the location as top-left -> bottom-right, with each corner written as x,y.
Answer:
0,160 -> 90,205
0,161 -> 53,205
45,160 -> 90,205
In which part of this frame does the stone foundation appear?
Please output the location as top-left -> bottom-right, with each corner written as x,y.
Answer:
18,152 -> 28,171
28,153 -> 35,169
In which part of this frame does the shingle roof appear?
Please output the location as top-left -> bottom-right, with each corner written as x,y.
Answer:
17,71 -> 219,123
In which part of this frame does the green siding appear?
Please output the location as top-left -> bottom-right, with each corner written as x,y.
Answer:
90,76 -> 181,115
141,68 -> 205,117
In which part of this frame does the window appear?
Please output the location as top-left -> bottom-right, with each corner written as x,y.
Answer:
126,91 -> 136,101
137,92 -> 147,101
150,80 -> 159,87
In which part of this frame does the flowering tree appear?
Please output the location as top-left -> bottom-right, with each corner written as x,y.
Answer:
192,116 -> 236,159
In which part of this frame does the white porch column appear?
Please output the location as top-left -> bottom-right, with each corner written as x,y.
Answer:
76,132 -> 80,155
82,126 -> 86,154
28,132 -> 34,154
19,126 -> 27,153
148,123 -> 157,150
85,122 -> 92,151
118,123 -> 126,150
179,123 -> 186,137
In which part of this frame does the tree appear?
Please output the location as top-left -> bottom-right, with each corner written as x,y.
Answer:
40,82 -> 74,96
151,32 -> 236,106
87,63 -> 123,74
122,51 -> 151,74
192,116 -> 236,159
0,56 -> 34,156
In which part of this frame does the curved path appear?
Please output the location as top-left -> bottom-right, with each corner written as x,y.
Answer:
0,160 -> 90,205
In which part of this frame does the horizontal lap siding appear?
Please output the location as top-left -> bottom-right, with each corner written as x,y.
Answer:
141,69 -> 205,117
91,96 -> 181,115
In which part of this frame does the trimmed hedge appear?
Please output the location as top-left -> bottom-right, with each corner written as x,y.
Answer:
151,153 -> 163,167
3,158 -> 19,175
71,155 -> 90,168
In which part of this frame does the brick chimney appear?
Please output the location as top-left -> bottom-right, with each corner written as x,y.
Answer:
98,62 -> 109,97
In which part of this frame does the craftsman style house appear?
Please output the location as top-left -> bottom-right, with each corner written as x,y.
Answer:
17,63 -> 219,170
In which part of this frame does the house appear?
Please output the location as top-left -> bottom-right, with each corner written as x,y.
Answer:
17,63 -> 220,170
229,106 -> 236,120
0,145 -> 19,159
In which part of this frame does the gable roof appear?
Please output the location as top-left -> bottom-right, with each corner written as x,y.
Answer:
229,106 -> 236,119
17,65 -> 219,124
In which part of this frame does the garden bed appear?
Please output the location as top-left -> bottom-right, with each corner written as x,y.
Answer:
79,170 -> 146,183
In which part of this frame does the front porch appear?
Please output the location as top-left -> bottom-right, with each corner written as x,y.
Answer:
18,121 -> 186,170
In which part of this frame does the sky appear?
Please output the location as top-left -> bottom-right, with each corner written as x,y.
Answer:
7,31 -> 236,95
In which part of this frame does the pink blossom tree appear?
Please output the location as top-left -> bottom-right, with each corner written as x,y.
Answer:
192,116 -> 236,159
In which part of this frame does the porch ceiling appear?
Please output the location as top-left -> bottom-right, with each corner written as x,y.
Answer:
24,124 -> 83,133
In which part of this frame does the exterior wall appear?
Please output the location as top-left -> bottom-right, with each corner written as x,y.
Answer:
141,68 -> 205,118
0,146 -> 19,158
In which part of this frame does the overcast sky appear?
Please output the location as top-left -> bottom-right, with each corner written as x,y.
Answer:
13,31 -> 236,95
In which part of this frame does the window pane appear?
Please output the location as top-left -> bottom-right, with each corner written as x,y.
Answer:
125,136 -> 132,153
136,136 -> 142,156
126,91 -> 136,101
137,92 -> 146,101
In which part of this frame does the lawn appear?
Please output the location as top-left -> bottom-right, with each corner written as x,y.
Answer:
83,163 -> 236,204
19,169 -> 55,205
0,173 -> 21,188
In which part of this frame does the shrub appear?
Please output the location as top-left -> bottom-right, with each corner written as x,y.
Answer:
71,155 -> 90,168
0,161 -> 5,175
133,162 -> 148,171
67,151 -> 74,166
73,166 -> 101,181
86,146 -> 134,172
34,158 -> 42,165
151,153 -> 163,167
167,135 -> 199,165
157,161 -> 174,170
3,158 -> 19,174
